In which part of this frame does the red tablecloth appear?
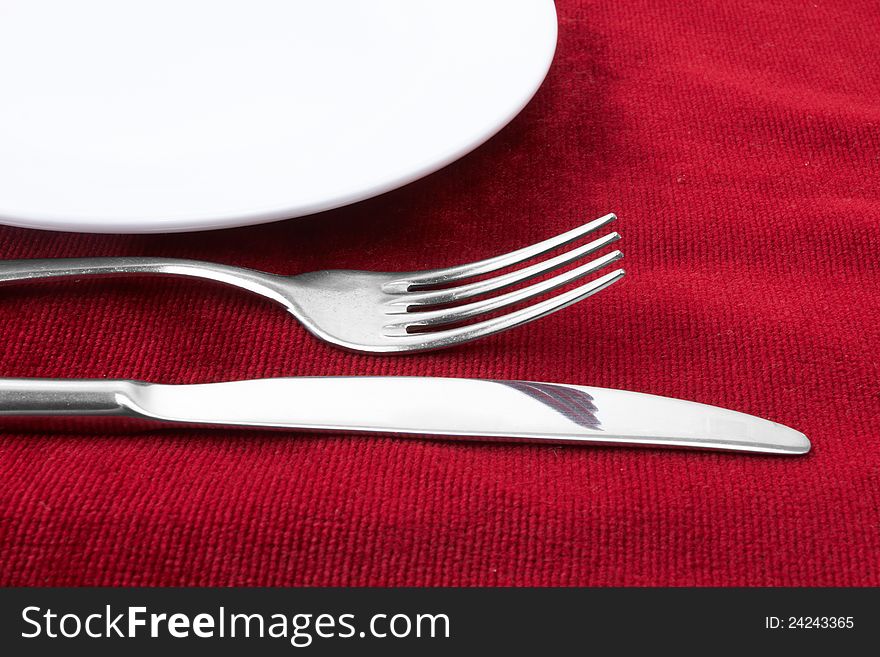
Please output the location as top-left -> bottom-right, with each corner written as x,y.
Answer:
1,0 -> 878,586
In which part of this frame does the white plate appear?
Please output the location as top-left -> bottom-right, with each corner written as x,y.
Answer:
0,0 -> 557,233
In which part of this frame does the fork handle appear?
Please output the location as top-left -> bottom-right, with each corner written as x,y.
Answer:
0,257 -> 287,303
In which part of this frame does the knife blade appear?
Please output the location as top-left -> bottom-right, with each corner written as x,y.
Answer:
0,377 -> 809,454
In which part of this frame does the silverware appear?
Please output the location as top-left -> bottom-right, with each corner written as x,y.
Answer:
0,376 -> 810,454
0,214 -> 623,353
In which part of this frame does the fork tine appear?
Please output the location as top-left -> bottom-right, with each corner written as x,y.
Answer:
384,269 -> 625,342
383,213 -> 617,292
386,230 -> 620,309
385,250 -> 622,330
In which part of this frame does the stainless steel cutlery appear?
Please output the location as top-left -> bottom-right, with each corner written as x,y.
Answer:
0,376 -> 810,455
0,213 -> 809,454
0,214 -> 623,353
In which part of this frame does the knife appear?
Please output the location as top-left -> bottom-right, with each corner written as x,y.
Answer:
0,377 -> 809,454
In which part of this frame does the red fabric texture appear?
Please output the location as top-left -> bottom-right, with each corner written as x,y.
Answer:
1,0 -> 878,586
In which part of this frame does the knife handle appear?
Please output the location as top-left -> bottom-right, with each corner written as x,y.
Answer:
0,378 -> 136,416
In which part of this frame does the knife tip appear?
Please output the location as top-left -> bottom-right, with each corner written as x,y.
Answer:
785,429 -> 811,455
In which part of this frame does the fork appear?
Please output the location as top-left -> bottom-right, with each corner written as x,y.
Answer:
0,214 -> 624,353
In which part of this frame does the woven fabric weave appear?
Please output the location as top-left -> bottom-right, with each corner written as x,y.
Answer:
1,0 -> 878,586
